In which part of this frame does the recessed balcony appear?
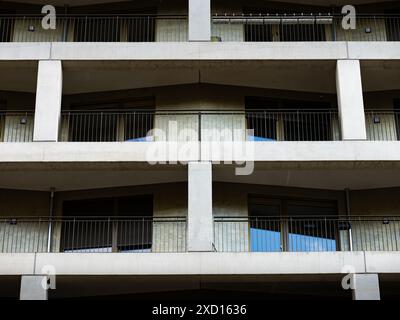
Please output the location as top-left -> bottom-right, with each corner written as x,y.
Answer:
214,215 -> 400,252
57,109 -> 341,142
0,15 -> 188,42
212,14 -> 400,42
0,13 -> 399,43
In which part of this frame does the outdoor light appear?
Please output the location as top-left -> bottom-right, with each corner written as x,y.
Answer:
365,27 -> 372,34
28,25 -> 36,32
383,218 -> 390,225
20,117 -> 27,125
373,115 -> 381,124
8,219 -> 17,226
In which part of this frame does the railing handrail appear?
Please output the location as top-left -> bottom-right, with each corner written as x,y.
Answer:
0,14 -> 188,18
213,13 -> 400,18
215,215 -> 400,220
0,110 -> 34,114
0,216 -> 186,220
61,109 -> 338,114
365,110 -> 400,113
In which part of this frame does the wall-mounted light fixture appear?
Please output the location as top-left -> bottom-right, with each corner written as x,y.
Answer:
28,25 -> 35,32
365,27 -> 372,34
8,219 -> 17,226
20,117 -> 27,125
373,116 -> 381,124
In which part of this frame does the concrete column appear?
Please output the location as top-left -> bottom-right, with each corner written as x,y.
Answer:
188,162 -> 213,251
20,276 -> 48,300
33,60 -> 63,142
336,60 -> 367,140
188,0 -> 211,41
352,274 -> 380,300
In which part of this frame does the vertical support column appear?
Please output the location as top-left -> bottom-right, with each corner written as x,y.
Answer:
352,274 -> 381,300
20,276 -> 48,300
33,60 -> 63,142
188,162 -> 213,251
188,0 -> 211,41
336,60 -> 367,140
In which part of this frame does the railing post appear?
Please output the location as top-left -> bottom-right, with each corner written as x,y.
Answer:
344,188 -> 354,251
46,188 -> 55,253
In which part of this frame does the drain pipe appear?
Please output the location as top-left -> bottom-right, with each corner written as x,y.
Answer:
345,188 -> 353,251
47,188 -> 55,253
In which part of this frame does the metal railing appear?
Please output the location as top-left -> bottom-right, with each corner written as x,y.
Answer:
0,111 -> 34,142
0,15 -> 188,42
365,110 -> 400,141
59,109 -> 340,142
0,216 -> 186,253
214,216 -> 400,252
245,109 -> 340,141
212,14 -> 400,42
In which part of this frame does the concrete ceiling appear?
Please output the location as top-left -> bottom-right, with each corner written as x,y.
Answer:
1,60 -> 400,95
2,0 -> 396,7
0,162 -> 399,191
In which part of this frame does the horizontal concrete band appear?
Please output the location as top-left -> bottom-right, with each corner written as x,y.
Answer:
0,252 -> 399,276
1,42 -> 400,61
1,141 -> 400,163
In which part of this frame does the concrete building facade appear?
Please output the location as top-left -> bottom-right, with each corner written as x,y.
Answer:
1,0 -> 400,300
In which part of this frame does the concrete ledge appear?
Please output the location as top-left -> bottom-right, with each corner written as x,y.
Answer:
1,141 -> 400,164
1,252 -> 399,276
0,43 -> 51,60
0,252 -> 365,276
0,254 -> 36,275
365,252 -> 400,273
0,42 -> 398,61
348,42 -> 400,60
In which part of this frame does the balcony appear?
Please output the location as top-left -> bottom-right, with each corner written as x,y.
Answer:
212,14 -> 400,42
366,110 -> 400,141
1,14 -> 399,43
0,110 -> 34,142
1,215 -> 399,253
58,109 -> 340,142
0,216 -> 187,253
0,15 -> 188,42
214,216 -> 400,252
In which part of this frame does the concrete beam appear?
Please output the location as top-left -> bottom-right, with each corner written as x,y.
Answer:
33,60 -> 63,142
336,60 -> 367,141
188,0 -> 211,41
20,276 -> 48,300
1,42 -> 400,61
188,162 -> 213,251
352,274 -> 380,300
3,141 -> 400,163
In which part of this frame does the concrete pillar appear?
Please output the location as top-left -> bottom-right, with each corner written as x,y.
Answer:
188,0 -> 211,41
336,60 -> 367,140
188,162 -> 213,251
352,274 -> 380,300
33,60 -> 63,142
20,276 -> 48,300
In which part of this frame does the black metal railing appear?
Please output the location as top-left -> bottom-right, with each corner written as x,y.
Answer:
214,216 -> 400,252
0,216 -> 186,253
212,14 -> 400,42
365,110 -> 400,141
0,111 -> 34,142
59,109 -> 340,142
0,15 -> 188,42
